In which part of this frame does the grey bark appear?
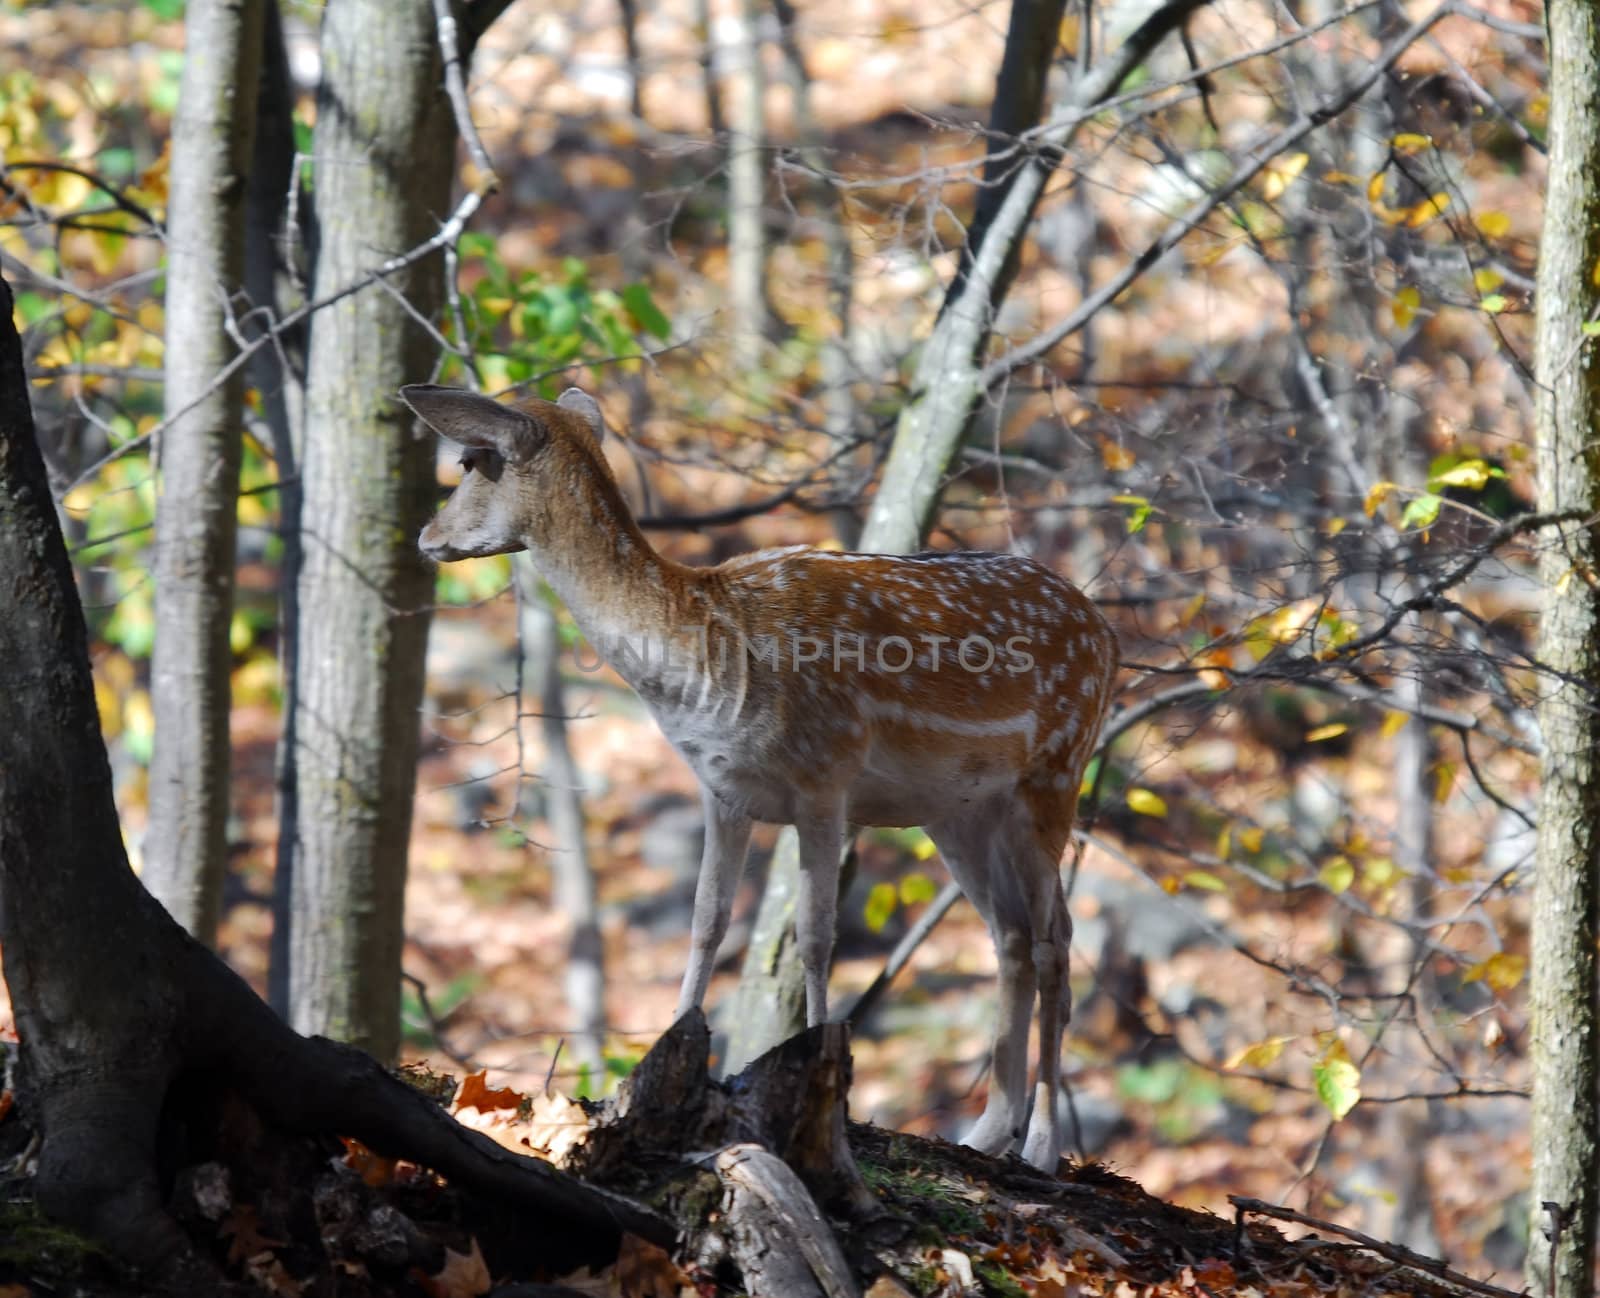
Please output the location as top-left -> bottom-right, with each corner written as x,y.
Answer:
288,0 -> 459,1060
771,0 -> 855,444
247,0 -> 311,1017
694,0 -> 724,136
144,0 -> 265,942
726,0 -> 768,372
725,828 -> 807,1068
0,272 -> 671,1272
517,564 -> 606,1076
1528,0 -> 1600,1288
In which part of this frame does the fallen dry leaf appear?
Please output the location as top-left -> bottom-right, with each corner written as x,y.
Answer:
218,1205 -> 286,1267
338,1136 -> 399,1188
413,1239 -> 492,1298
453,1070 -> 525,1116
523,1087 -> 592,1164
244,1253 -> 304,1297
616,1231 -> 690,1298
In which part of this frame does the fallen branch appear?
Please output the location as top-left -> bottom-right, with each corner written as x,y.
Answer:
1231,1196 -> 1527,1298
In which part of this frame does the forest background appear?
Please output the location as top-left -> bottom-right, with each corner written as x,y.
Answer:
0,0 -> 1586,1289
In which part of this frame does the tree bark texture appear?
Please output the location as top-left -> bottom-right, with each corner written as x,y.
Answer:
0,272 -> 671,1272
144,0 -> 265,943
0,273 -> 196,1264
1529,0 -> 1600,1290
289,0 -> 457,1060
244,0 -> 312,1017
727,0 -> 768,372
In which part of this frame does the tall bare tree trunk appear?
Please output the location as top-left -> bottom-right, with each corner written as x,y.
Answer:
242,0 -> 311,1017
144,0 -> 265,942
727,0 -> 767,372
288,0 -> 457,1060
517,564 -> 607,1077
1529,0 -> 1600,1289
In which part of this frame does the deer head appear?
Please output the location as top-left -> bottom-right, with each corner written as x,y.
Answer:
401,384 -> 607,563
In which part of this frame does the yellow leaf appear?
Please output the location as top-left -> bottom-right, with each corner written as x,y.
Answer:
1238,826 -> 1264,853
1160,876 -> 1180,895
1432,459 -> 1492,489
1262,152 -> 1309,200
1364,481 -> 1398,516
909,830 -> 939,861
1392,132 -> 1433,154
1216,824 -> 1232,859
1474,268 -> 1504,293
1127,788 -> 1168,817
1321,170 -> 1361,186
1364,856 -> 1400,887
1306,722 -> 1348,742
900,870 -> 939,904
1366,172 -> 1387,204
93,677 -> 122,739
1405,193 -> 1450,228
1380,709 -> 1409,739
1392,285 -> 1420,328
1433,761 -> 1457,803
1325,516 -> 1348,537
1183,870 -> 1227,892
1225,1036 -> 1292,1070
1463,952 -> 1527,993
1320,856 -> 1355,893
1474,210 -> 1511,239
1179,591 -> 1207,626
863,881 -> 897,934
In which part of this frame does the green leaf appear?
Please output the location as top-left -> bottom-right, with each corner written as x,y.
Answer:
863,881 -> 897,933
1400,494 -> 1442,530
1313,1050 -> 1361,1120
621,283 -> 671,339
1480,293 -> 1508,314
1582,321 -> 1600,337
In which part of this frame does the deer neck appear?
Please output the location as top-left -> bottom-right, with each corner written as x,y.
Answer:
520,445 -> 695,679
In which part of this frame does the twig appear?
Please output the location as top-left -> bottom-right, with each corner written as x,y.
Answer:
1230,1197 -> 1527,1298
984,0 -> 1460,383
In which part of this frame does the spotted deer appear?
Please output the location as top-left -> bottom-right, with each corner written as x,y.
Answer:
403,384 -> 1119,1169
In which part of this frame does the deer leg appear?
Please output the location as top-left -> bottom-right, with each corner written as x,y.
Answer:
676,786 -> 754,1018
930,817 -> 1034,1156
794,803 -> 848,1026
1021,882 -> 1070,1169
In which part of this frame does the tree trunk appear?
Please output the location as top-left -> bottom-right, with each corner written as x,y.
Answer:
0,271 -> 670,1271
143,0 -> 265,942
517,564 -> 607,1077
288,0 -> 458,1060
245,0 -> 313,1018
727,0 -> 768,372
1528,0 -> 1600,1289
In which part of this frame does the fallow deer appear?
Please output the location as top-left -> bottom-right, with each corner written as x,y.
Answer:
402,383 -> 1119,1170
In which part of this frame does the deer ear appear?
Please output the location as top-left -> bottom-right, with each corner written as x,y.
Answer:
556,387 -> 605,442
400,385 -> 542,463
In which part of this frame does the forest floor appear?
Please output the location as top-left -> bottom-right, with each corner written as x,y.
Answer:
0,1037 -> 1535,1298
